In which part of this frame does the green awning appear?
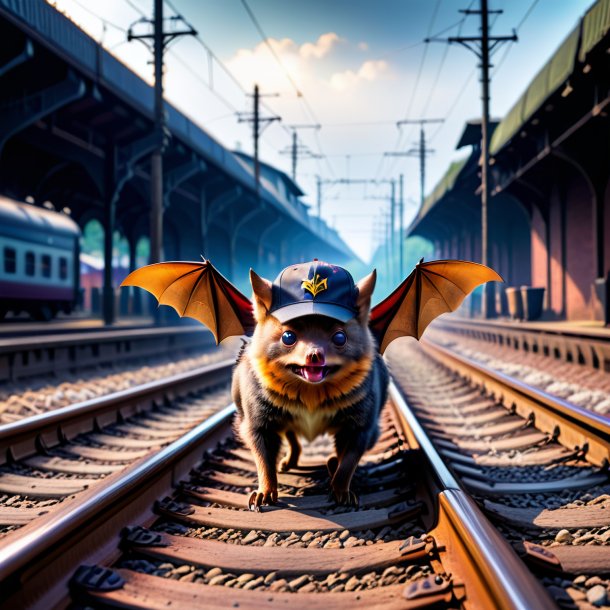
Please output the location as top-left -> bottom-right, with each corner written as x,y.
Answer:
489,96 -> 526,156
580,0 -> 610,61
490,24 -> 580,156
418,157 -> 469,220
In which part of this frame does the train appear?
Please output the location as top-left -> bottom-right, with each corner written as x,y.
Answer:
0,196 -> 80,321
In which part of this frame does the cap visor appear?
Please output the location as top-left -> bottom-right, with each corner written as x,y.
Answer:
271,302 -> 356,324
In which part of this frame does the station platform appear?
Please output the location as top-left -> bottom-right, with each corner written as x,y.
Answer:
432,316 -> 610,371
439,316 -> 610,340
0,316 -> 157,338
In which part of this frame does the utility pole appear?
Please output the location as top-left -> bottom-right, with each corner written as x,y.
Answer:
390,179 -> 396,285
291,130 -> 296,180
280,124 -> 321,182
238,85 -> 281,194
426,0 -> 516,318
128,1 -> 196,267
388,118 -> 443,206
316,175 -> 322,217
399,173 -> 404,279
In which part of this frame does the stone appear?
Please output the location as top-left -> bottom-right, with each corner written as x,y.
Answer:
208,574 -> 231,586
269,579 -> 287,592
554,529 -> 572,543
236,573 -> 255,585
264,533 -> 281,547
205,567 -> 223,579
243,576 -> 264,590
179,572 -> 198,582
264,572 -> 277,585
242,530 -> 259,544
288,574 -> 311,590
586,585 -> 608,607
585,577 -> 603,588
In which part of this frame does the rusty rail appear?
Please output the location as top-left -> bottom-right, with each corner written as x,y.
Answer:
433,318 -> 610,372
389,382 -> 556,610
1,370 -> 558,609
0,325 -> 215,382
0,359 -> 234,463
421,338 -> 610,467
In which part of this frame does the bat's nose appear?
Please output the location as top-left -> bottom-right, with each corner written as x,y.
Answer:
306,349 -> 325,365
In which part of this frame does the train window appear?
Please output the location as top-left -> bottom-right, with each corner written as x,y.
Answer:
42,254 -> 52,278
59,257 -> 68,280
25,251 -> 35,276
3,247 -> 16,273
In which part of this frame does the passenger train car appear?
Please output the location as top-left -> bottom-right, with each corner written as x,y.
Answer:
0,196 -> 80,320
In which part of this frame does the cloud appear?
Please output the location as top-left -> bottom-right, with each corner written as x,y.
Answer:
226,32 -> 348,93
299,32 -> 343,59
358,42 -> 369,51
329,60 -> 389,91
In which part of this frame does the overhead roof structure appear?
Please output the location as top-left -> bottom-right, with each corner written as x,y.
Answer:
0,0 -> 348,257
490,0 -> 610,156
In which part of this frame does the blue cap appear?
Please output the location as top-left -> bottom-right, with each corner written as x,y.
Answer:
270,260 -> 358,323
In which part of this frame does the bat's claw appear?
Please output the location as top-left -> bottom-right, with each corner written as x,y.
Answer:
279,457 -> 297,472
248,489 -> 278,512
328,488 -> 359,507
326,456 -> 338,477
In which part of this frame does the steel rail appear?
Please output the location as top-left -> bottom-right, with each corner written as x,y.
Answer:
1,373 -> 555,609
0,404 -> 236,600
0,358 -> 234,462
421,338 -> 610,467
0,325 -> 212,352
389,381 -> 557,610
0,324 -> 217,383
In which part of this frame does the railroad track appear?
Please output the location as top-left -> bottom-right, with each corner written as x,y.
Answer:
427,322 -> 610,417
1,371 -> 555,608
387,338 -> 610,609
0,325 -> 215,382
0,359 -> 233,544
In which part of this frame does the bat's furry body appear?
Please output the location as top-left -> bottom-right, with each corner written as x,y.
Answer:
232,270 -> 385,508
121,258 -> 502,509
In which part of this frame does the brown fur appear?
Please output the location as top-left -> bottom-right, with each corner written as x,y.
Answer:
233,268 -> 388,510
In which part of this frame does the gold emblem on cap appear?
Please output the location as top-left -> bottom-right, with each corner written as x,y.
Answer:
301,274 -> 328,298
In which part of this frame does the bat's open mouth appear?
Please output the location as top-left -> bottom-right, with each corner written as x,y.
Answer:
288,364 -> 338,383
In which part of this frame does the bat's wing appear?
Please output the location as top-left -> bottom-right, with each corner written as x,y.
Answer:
369,259 -> 503,353
121,260 -> 255,343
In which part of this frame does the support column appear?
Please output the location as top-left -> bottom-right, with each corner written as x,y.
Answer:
200,187 -> 208,256
103,149 -> 116,326
544,212 -> 552,312
594,185 -> 605,280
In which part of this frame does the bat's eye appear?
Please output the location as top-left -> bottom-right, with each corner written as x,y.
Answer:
281,330 -> 297,346
331,331 -> 347,346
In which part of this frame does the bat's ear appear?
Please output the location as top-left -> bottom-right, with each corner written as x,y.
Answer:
356,269 -> 376,324
250,269 -> 273,322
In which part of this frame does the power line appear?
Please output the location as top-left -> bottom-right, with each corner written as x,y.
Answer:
237,0 -> 333,178
492,0 -> 540,77
125,0 -> 146,17
375,0 -> 441,180
68,0 -> 127,34
428,8 -> 500,144
239,0 -> 302,96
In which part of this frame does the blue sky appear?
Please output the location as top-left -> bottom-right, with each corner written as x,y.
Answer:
53,0 -> 593,261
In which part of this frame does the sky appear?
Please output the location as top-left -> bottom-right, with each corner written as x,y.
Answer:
51,0 -> 594,262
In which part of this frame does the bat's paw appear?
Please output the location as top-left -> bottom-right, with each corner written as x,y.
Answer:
329,488 -> 359,508
326,456 -> 338,476
279,457 -> 297,472
248,488 -> 278,512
